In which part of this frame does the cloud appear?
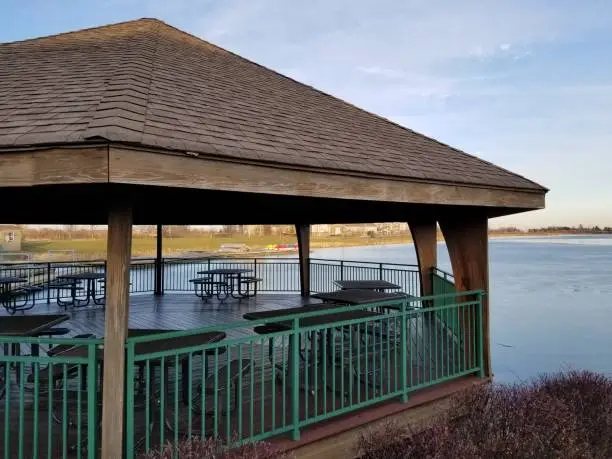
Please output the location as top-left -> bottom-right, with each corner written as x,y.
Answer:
356,66 -> 405,79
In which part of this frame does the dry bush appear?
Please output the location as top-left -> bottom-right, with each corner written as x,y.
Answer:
358,371 -> 612,459
141,436 -> 292,459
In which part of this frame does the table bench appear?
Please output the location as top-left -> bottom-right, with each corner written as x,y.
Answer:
238,276 -> 262,298
1,285 -> 43,314
189,277 -> 230,301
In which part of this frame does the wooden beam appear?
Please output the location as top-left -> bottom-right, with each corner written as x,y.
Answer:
109,147 -> 546,209
408,219 -> 438,296
0,146 -> 109,186
154,224 -> 163,296
438,214 -> 490,377
101,202 -> 133,459
295,224 -> 311,296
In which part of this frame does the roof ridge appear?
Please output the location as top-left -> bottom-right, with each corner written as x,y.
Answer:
0,17 -> 161,46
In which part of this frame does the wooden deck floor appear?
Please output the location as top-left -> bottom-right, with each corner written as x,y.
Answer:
0,293 -> 469,458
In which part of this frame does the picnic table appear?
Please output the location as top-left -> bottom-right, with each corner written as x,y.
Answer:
244,304 -> 385,391
45,328 -> 229,444
311,289 -> 410,305
333,279 -> 402,291
56,272 -> 106,307
195,268 -> 260,299
0,275 -> 34,314
0,314 -> 70,389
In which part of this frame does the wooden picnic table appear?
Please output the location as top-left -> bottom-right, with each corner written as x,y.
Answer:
333,279 -> 402,291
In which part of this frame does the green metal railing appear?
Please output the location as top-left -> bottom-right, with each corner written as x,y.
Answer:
432,268 -> 460,338
123,291 -> 484,457
0,290 -> 483,458
0,336 -> 102,459
0,258 -> 422,307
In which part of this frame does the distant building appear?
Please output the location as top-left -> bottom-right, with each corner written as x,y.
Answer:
0,226 -> 22,252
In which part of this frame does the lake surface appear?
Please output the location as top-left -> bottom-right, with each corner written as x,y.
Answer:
311,235 -> 612,384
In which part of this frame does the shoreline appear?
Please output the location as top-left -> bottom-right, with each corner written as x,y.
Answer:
14,231 -> 611,262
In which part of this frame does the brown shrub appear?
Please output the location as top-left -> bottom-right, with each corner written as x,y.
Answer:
358,371 -> 612,459
535,370 -> 612,458
141,437 -> 292,459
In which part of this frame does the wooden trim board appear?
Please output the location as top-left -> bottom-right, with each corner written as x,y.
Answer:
0,146 -> 108,186
0,145 -> 545,210
108,147 -> 545,209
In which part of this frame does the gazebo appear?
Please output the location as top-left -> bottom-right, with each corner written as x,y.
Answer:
0,19 -> 547,458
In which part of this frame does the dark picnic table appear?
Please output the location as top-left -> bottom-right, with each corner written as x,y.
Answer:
244,304 -> 385,391
334,279 -> 402,291
0,313 -> 69,337
52,328 -> 227,442
0,276 -> 30,314
311,289 -> 410,305
244,303 -> 383,328
196,268 -> 255,299
56,272 -> 106,307
0,314 -> 70,387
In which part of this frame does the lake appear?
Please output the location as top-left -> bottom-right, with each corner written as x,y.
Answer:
311,235 -> 612,384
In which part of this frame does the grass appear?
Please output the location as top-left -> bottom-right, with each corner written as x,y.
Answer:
21,234 -> 414,259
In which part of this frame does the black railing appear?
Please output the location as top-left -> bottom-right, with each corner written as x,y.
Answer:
0,257 -> 422,306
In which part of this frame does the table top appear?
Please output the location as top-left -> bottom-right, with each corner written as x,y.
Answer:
311,289 -> 409,305
58,272 -> 106,280
243,303 -> 346,321
245,305 -> 384,329
197,268 -> 253,275
334,280 -> 402,290
61,329 -> 227,358
0,314 -> 70,336
0,276 -> 26,285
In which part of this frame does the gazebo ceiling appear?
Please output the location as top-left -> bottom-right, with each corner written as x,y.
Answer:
0,183 -> 536,225
0,18 -> 547,219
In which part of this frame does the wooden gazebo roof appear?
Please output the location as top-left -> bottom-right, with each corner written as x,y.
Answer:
0,18 -> 546,224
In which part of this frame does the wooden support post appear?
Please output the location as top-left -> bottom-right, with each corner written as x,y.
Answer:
438,213 -> 490,377
295,224 -> 311,296
101,203 -> 133,459
408,219 -> 438,296
154,224 -> 163,296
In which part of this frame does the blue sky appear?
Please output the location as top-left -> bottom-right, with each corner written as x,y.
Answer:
2,0 -> 611,228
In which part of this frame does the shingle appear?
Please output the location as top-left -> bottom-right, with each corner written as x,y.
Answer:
0,18 -> 546,191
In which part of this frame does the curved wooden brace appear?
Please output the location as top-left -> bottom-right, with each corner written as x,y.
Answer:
439,214 -> 491,377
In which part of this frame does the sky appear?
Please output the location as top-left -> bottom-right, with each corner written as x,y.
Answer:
2,0 -> 611,229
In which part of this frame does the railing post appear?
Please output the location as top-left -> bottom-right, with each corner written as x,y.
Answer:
379,263 -> 383,280
477,292 -> 485,378
340,260 -> 344,281
307,257 -> 311,293
46,262 -> 51,304
291,318 -> 301,440
254,258 -> 258,279
400,300 -> 409,402
161,257 -> 165,294
87,342 -> 99,459
124,340 -> 135,457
